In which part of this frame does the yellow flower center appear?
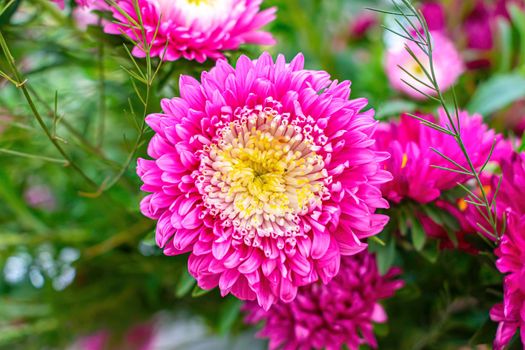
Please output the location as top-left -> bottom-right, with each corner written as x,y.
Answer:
401,153 -> 408,169
186,0 -> 209,5
457,198 -> 468,212
196,108 -> 329,248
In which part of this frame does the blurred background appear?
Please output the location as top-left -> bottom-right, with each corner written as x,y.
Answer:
0,0 -> 525,349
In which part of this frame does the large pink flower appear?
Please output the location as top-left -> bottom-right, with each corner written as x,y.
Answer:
243,252 -> 403,350
137,53 -> 392,310
375,110 -> 502,204
491,212 -> 525,350
385,31 -> 464,99
104,0 -> 276,62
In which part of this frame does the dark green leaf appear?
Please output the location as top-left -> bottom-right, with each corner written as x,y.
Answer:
191,284 -> 212,298
218,297 -> 242,336
467,73 -> 525,117
411,218 -> 426,251
175,269 -> 196,298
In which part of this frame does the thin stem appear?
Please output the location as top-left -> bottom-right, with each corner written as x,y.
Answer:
96,26 -> 107,148
0,31 -> 97,188
26,85 -> 121,170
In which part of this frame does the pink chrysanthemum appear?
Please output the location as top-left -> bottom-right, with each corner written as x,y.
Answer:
104,0 -> 276,62
243,252 -> 403,350
490,212 -> 525,350
137,53 -> 392,310
375,110 -> 502,204
385,31 -> 464,99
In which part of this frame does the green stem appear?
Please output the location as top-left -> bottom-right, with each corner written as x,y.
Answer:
0,31 -> 98,188
96,29 -> 107,148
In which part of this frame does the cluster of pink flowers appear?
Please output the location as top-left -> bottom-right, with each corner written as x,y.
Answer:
137,52 -> 392,310
243,252 -> 403,350
375,109 -> 502,204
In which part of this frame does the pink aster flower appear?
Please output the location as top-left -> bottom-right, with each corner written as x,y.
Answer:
375,110 -> 503,204
385,31 -> 464,99
104,0 -> 276,63
490,212 -> 525,350
243,252 -> 403,350
137,52 -> 392,310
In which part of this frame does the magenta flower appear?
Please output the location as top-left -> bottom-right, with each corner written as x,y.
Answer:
104,0 -> 276,62
243,252 -> 403,350
375,110 -> 502,204
491,212 -> 525,350
385,31 -> 464,99
349,12 -> 377,40
137,53 -> 392,310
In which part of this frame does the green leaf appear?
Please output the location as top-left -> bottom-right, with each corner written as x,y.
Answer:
373,322 -> 390,337
509,5 -> 525,71
444,227 -> 459,248
497,19 -> 513,73
411,218 -> 426,251
175,269 -> 196,298
398,208 -> 410,237
469,317 -> 498,346
467,73 -> 525,117
420,240 -> 439,263
376,100 -> 416,120
218,297 -> 242,336
421,204 -> 444,226
376,236 -> 396,275
191,284 -> 212,298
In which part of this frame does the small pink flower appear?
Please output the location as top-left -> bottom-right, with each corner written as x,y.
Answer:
137,52 -> 392,310
24,184 -> 57,212
243,252 -> 403,350
104,0 -> 276,62
349,13 -> 377,39
385,31 -> 464,99
375,110 -> 503,204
